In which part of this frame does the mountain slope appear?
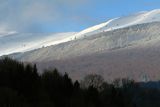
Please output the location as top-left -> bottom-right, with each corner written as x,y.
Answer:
4,9 -> 160,81
10,22 -> 160,62
0,32 -> 75,56
36,41 -> 160,81
1,9 -> 160,56
8,21 -> 160,82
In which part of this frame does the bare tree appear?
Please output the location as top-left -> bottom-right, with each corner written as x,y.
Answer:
81,74 -> 105,91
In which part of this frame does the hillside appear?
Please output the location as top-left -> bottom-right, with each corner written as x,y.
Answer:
7,22 -> 160,81
3,9 -> 160,81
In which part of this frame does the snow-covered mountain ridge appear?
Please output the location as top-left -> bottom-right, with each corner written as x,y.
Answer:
3,9 -> 160,81
1,9 -> 160,56
9,21 -> 160,62
8,21 -> 160,81
74,9 -> 160,39
0,32 -> 76,56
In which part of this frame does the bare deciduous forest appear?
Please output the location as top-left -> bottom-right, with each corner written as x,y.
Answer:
0,57 -> 160,107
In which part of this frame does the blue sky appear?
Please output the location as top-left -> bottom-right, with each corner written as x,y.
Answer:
0,0 -> 160,33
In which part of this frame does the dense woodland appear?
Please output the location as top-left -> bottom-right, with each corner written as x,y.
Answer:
0,57 -> 160,107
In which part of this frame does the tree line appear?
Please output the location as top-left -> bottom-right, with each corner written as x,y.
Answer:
0,57 -> 160,107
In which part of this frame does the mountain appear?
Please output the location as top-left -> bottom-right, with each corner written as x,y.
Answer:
0,32 -> 76,56
1,9 -> 160,56
3,9 -> 160,81
73,9 -> 160,39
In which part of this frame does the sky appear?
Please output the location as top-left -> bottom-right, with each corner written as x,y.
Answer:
0,0 -> 160,33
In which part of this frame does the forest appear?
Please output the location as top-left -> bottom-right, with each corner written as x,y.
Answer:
0,57 -> 160,107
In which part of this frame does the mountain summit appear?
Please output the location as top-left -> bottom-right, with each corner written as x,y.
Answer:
74,9 -> 160,38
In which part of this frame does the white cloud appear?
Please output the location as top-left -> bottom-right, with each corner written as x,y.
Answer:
0,0 -> 90,33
